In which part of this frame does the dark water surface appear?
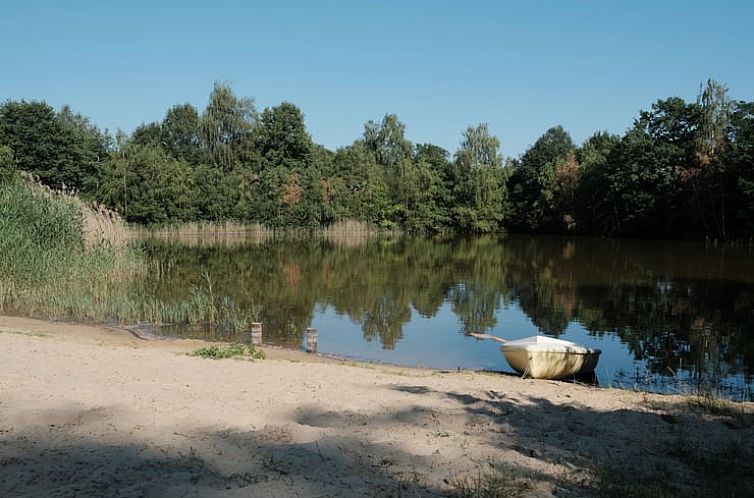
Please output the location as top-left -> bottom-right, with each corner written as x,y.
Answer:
139,234 -> 754,400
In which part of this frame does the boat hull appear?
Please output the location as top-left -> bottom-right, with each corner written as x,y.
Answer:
500,336 -> 601,379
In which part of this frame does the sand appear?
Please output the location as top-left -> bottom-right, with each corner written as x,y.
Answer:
1,316 -> 752,497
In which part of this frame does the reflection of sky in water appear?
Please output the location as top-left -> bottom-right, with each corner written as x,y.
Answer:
313,301 -> 642,375
312,301 -> 753,400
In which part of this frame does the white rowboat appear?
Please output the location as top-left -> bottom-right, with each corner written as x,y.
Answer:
470,333 -> 601,380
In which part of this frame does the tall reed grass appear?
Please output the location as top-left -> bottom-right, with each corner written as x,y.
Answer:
129,219 -> 392,248
1,175 -> 140,316
128,222 -> 275,247
0,175 -> 255,336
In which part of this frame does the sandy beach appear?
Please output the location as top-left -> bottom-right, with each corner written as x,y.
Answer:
1,316 -> 752,497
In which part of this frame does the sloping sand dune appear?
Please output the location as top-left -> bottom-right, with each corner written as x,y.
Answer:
1,316 -> 752,497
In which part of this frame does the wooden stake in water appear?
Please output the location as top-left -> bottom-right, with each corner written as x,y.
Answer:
306,327 -> 318,353
251,322 -> 263,346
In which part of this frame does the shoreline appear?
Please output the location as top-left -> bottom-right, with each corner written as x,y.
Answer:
1,315 -> 753,497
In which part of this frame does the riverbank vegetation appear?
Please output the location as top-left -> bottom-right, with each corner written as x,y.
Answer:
2,79 -> 753,240
0,174 -> 257,333
0,173 -> 136,313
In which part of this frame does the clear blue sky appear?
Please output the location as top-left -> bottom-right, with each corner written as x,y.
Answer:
2,0 -> 752,157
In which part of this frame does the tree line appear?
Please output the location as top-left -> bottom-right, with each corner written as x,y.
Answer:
1,79 -> 752,239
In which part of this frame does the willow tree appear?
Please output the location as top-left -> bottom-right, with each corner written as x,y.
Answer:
363,114 -> 423,228
199,83 -> 257,170
363,113 -> 413,168
451,124 -> 509,232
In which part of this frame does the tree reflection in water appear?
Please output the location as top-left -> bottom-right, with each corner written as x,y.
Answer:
138,233 -> 754,398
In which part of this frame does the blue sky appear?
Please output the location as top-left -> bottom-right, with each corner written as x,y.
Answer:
2,0 -> 752,157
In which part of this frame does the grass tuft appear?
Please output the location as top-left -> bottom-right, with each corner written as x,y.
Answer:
593,436 -> 754,498
448,463 -> 531,498
191,343 -> 265,360
592,466 -> 677,498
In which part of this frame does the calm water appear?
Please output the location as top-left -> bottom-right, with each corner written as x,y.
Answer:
138,234 -> 754,400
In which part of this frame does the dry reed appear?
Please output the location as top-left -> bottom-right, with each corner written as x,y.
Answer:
80,201 -> 127,248
126,219 -> 393,248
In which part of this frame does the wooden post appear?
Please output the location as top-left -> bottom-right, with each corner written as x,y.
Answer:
251,322 -> 263,346
306,327 -> 318,353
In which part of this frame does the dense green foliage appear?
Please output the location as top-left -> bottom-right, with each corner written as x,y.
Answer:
2,79 -> 753,239
96,143 -> 197,224
0,101 -> 107,191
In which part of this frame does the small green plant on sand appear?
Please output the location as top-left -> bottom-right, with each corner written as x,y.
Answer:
247,345 -> 265,360
191,343 -> 265,360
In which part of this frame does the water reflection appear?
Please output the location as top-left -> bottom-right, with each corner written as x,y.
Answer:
137,234 -> 754,400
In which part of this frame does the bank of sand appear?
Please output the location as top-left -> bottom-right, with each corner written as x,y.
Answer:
1,316 -> 752,497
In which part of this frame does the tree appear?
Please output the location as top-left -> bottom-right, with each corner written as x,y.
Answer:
96,143 -> 196,224
257,102 -> 313,170
311,144 -> 338,225
597,127 -> 681,236
696,80 -> 731,166
281,167 -> 326,228
687,79 -> 731,240
239,166 -> 326,228
329,141 -> 389,225
199,82 -> 257,170
728,100 -> 754,236
415,143 -> 451,178
56,106 -> 109,193
130,122 -> 163,147
0,100 -> 107,191
161,103 -> 204,164
635,97 -> 700,237
508,125 -> 576,232
245,165 -> 286,225
193,164 -> 250,221
415,143 -> 453,223
574,132 -> 620,233
450,124 -> 509,232
639,97 -> 699,147
362,115 -> 450,230
389,157 -> 447,232
0,101 -> 59,186
363,114 -> 413,168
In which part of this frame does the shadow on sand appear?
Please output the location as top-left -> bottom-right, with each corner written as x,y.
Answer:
2,380 -> 753,497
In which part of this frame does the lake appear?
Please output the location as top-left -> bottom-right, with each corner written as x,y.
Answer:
137,233 -> 754,400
